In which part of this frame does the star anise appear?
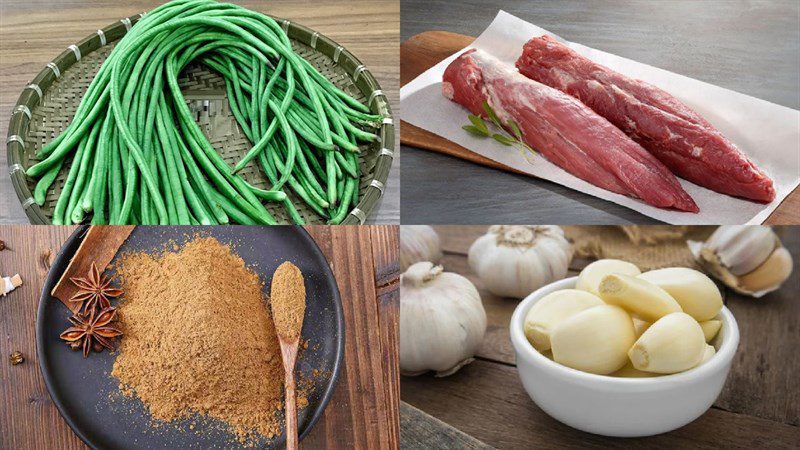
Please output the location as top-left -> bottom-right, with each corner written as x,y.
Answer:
60,307 -> 123,358
69,262 -> 123,315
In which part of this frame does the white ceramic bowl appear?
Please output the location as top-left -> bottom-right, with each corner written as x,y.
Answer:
509,276 -> 739,437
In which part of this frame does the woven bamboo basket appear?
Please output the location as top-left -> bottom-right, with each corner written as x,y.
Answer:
6,13 -> 394,225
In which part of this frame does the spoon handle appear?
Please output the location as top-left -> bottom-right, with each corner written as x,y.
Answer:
281,341 -> 299,450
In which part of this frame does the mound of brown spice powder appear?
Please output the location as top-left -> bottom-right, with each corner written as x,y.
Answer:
111,237 -> 290,441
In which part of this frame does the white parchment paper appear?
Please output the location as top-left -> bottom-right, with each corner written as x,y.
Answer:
400,11 -> 800,224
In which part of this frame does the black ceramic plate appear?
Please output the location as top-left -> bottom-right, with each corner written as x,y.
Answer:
37,226 -> 344,449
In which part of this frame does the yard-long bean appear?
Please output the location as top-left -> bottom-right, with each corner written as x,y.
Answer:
26,0 -> 382,224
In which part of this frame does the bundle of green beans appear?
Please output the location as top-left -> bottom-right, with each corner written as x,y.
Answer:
26,0 -> 384,225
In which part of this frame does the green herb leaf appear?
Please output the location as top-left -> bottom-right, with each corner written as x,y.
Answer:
461,106 -> 536,163
468,114 -> 489,134
492,133 -> 515,146
462,125 -> 489,137
482,101 -> 503,127
509,120 -> 523,140
514,142 -> 539,163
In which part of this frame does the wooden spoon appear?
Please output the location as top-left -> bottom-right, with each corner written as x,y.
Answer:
270,261 -> 307,450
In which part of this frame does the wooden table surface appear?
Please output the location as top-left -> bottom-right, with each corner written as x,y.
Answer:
0,225 -> 400,449
401,225 -> 800,448
399,0 -> 800,225
0,0 -> 400,225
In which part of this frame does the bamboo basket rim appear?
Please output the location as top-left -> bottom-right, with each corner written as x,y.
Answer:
6,12 -> 394,225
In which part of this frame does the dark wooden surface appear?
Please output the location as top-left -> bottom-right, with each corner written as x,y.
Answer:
399,0 -> 800,225
400,225 -> 800,448
0,225 -> 400,449
0,0 -> 400,225
400,401 -> 493,450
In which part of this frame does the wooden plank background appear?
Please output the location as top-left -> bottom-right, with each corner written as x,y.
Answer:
400,402 -> 492,450
400,225 -> 800,448
0,0 -> 400,225
0,225 -> 400,449
399,0 -> 800,225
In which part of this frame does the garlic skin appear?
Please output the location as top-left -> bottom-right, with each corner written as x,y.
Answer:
703,226 -> 777,275
629,312 -> 706,374
400,262 -> 487,377
576,259 -> 641,296
2,274 -> 23,296
598,274 -> 682,322
637,268 -> 722,322
468,225 -> 572,298
550,305 -> 636,375
689,225 -> 794,297
699,320 -> 722,343
523,289 -> 604,352
400,226 -> 443,270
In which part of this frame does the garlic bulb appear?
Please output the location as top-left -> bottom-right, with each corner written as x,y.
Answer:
702,226 -> 776,275
400,262 -> 487,377
400,226 -> 443,270
689,226 -> 794,297
468,225 -> 572,298
738,248 -> 793,292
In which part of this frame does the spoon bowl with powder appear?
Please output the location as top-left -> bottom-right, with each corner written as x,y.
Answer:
270,261 -> 307,450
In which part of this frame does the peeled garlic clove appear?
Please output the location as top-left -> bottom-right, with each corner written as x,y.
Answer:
637,268 -> 722,322
611,361 -> 660,378
576,259 -> 641,296
738,247 -> 793,293
598,274 -> 682,322
550,305 -> 636,375
632,318 -> 651,338
699,344 -> 716,365
699,320 -> 722,343
629,312 -> 706,374
523,289 -> 605,352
